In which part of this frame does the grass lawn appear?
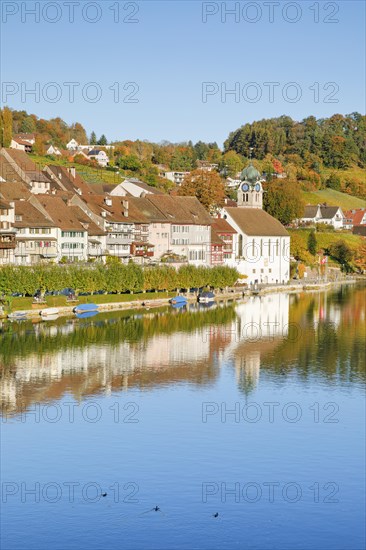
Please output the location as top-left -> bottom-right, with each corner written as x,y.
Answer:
290,228 -> 363,253
5,291 -> 175,313
301,189 -> 366,210
29,153 -> 124,186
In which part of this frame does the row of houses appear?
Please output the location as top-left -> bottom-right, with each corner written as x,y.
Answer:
0,149 -> 292,284
10,135 -> 110,167
299,204 -> 366,232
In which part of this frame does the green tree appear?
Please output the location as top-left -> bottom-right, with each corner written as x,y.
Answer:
220,151 -> 245,178
326,172 -> 341,191
307,230 -> 317,255
90,131 -> 97,145
194,141 -> 209,160
329,240 -> 354,267
20,116 -> 36,134
98,134 -> 108,145
263,180 -> 305,225
117,155 -> 142,171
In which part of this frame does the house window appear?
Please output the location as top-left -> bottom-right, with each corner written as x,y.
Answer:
252,269 -> 256,273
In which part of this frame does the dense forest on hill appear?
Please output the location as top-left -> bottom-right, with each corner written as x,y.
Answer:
224,114 -> 366,169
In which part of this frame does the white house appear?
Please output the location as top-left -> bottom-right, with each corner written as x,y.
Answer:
300,205 -> 321,225
162,171 -> 189,186
12,199 -> 58,265
45,145 -> 61,156
36,195 -> 88,262
111,178 -> 163,198
319,206 -> 345,229
222,163 -> 290,285
0,197 -> 16,265
299,204 -> 345,230
87,149 -> 109,167
66,139 -> 79,150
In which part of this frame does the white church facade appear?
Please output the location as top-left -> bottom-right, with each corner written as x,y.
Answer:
222,163 -> 290,285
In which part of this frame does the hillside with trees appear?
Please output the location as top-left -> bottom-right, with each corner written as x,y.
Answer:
1,108 -> 365,202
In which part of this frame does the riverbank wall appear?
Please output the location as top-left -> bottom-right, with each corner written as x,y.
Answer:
0,278 -> 360,320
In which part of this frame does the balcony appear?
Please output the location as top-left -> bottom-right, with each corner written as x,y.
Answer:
106,235 -> 133,246
130,242 -> 154,258
0,234 -> 16,249
41,247 -> 59,258
88,248 -> 108,257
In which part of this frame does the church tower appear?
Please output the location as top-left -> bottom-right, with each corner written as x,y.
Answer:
237,163 -> 263,209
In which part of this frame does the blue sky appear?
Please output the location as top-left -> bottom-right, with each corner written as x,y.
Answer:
1,0 -> 365,145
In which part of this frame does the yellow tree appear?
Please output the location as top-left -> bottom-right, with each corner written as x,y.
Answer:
178,169 -> 226,213
1,107 -> 13,147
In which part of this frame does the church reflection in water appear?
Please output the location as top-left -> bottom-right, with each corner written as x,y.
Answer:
1,286 -> 364,416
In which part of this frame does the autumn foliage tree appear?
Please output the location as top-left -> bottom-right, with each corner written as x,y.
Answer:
178,169 -> 226,213
1,107 -> 13,147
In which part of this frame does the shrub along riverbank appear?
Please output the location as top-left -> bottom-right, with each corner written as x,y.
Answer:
0,264 -> 240,298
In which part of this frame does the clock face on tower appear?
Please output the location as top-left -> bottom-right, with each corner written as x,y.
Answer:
255,183 -> 261,192
241,183 -> 249,192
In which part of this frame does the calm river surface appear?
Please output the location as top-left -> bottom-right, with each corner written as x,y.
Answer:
1,285 -> 365,550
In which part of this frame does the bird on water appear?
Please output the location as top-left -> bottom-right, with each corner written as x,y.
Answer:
140,506 -> 164,515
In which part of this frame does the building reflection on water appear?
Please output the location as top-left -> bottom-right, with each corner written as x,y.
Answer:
1,286 -> 365,416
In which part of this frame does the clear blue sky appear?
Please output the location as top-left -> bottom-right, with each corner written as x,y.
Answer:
1,0 -> 365,145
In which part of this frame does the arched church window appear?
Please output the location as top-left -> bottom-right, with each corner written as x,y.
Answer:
239,234 -> 243,257
260,239 -> 263,256
268,239 -> 271,256
252,239 -> 255,256
276,239 -> 279,256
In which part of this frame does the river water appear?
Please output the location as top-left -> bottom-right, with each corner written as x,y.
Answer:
1,285 -> 365,550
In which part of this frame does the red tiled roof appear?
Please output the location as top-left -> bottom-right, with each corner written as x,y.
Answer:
212,218 -> 237,234
344,209 -> 366,225
13,200 -> 55,228
36,195 -> 88,231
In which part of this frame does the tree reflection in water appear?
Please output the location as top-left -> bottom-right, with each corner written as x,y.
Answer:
0,285 -> 365,416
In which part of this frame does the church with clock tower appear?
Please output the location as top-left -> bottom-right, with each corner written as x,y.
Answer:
221,162 -> 290,285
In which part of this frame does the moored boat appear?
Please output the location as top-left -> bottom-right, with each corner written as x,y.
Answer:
169,296 -> 187,305
8,311 -> 28,321
40,307 -> 59,318
73,303 -> 99,314
198,291 -> 215,303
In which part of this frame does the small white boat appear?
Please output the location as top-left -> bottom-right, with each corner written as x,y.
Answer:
40,307 -> 59,318
198,291 -> 215,303
8,311 -> 29,321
